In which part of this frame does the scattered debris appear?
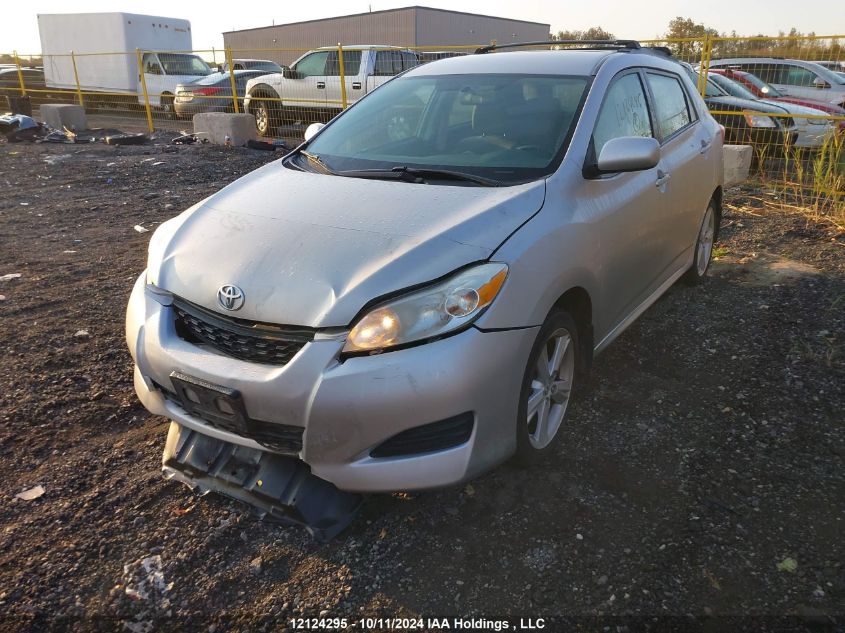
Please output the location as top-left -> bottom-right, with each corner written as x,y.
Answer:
245,139 -> 290,152
122,555 -> 173,605
15,485 -> 45,501
105,133 -> 147,146
44,154 -> 72,165
0,273 -> 22,281
249,556 -> 263,575
777,557 -> 798,573
74,330 -> 90,338
133,225 -> 150,233
0,114 -> 48,142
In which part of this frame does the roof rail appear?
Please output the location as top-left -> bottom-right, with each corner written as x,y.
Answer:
475,39 -> 642,54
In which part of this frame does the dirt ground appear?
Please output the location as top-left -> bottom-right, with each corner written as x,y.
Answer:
0,139 -> 843,633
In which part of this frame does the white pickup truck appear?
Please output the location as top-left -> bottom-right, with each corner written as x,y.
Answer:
244,45 -> 418,136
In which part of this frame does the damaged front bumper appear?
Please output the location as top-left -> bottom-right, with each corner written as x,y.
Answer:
162,422 -> 363,541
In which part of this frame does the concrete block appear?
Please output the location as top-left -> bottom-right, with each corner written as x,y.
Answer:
193,113 -> 257,146
40,104 -> 87,131
723,144 -> 753,188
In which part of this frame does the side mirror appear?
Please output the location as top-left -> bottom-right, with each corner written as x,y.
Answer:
304,122 -> 325,141
283,67 -> 299,79
595,137 -> 660,174
813,77 -> 830,89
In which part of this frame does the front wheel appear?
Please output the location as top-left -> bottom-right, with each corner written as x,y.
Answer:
515,309 -> 579,464
683,200 -> 718,285
253,100 -> 277,137
160,95 -> 175,120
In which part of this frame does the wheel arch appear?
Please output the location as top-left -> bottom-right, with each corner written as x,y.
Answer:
711,185 -> 723,241
247,85 -> 280,107
550,286 -> 593,375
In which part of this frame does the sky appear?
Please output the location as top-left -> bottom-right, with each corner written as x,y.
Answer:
3,0 -> 843,54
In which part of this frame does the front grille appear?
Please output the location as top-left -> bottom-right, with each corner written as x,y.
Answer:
153,381 -> 304,454
173,298 -> 313,366
370,412 -> 474,458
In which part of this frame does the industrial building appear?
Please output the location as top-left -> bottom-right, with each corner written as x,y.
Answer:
222,6 -> 550,65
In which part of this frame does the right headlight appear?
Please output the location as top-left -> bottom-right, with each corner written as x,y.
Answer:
342,262 -> 508,354
744,113 -> 776,128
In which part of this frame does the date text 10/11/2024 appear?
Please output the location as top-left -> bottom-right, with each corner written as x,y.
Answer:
289,617 -> 547,630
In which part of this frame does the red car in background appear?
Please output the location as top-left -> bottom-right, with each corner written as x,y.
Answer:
708,67 -> 845,132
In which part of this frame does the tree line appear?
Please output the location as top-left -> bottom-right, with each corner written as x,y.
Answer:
551,18 -> 842,60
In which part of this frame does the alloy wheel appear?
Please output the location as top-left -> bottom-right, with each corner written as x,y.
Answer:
526,327 -> 575,449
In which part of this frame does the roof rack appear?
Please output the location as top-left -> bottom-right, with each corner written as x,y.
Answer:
475,40 -> 642,54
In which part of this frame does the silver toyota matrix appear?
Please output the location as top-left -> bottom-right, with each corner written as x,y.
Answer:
127,41 -> 723,533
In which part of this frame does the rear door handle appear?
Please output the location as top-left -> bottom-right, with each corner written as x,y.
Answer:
352,82 -> 361,90
316,82 -> 325,89
700,138 -> 712,154
655,169 -> 671,187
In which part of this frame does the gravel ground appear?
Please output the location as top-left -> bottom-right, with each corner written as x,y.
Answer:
0,140 -> 843,633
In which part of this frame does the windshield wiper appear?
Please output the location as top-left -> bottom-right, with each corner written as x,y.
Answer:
337,165 -> 500,187
298,150 -> 337,175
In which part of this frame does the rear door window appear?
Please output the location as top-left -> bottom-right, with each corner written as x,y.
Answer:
592,72 -> 654,158
325,50 -> 362,77
373,51 -> 417,76
645,72 -> 694,139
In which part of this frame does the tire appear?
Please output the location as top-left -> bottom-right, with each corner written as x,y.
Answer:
160,94 -> 175,120
683,199 -> 718,285
253,99 -> 278,137
514,308 -> 580,464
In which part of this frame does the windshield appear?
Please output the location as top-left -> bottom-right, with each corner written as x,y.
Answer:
686,69 -> 725,98
709,73 -> 758,100
737,71 -> 783,97
251,62 -> 282,71
159,54 -> 212,76
302,73 -> 590,185
808,62 -> 845,85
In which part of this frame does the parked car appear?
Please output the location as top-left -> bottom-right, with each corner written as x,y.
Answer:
0,67 -> 61,105
244,45 -> 418,136
707,67 -> 845,135
706,71 -> 836,148
219,59 -> 283,73
128,40 -> 723,518
815,60 -> 845,73
417,51 -> 468,64
174,69 -> 267,118
708,58 -> 845,108
680,63 -> 797,149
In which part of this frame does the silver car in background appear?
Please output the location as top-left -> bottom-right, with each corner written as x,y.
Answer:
127,42 -> 723,504
173,69 -> 266,118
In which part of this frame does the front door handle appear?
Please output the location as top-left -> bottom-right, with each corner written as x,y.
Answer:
655,169 -> 671,187
316,82 -> 325,89
352,82 -> 361,90
700,138 -> 712,154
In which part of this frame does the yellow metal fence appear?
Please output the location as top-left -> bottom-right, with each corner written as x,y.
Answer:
2,37 -> 844,204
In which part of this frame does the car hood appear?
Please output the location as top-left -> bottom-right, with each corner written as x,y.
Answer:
706,95 -> 789,114
759,99 -> 828,117
147,162 -> 545,327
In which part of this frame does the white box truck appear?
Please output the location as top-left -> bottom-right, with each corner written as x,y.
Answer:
38,12 -> 213,114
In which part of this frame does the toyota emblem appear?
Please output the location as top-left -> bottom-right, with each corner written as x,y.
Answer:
217,285 -> 245,311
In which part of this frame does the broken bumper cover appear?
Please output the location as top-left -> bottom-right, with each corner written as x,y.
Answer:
162,421 -> 362,541
128,273 -> 538,492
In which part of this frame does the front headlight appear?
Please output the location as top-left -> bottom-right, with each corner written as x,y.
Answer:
342,262 -> 508,354
744,113 -> 776,128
